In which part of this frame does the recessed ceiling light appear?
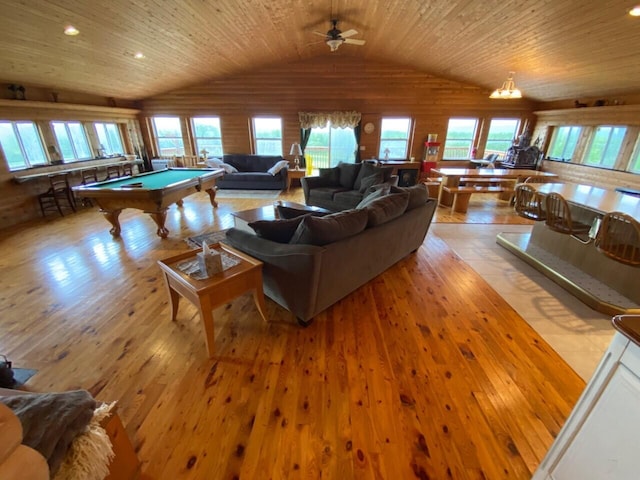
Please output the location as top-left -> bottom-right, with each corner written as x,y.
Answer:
630,6 -> 640,16
134,52 -> 145,59
64,25 -> 79,36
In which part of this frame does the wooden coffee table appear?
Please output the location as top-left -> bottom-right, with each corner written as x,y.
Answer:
157,243 -> 267,357
231,201 -> 330,232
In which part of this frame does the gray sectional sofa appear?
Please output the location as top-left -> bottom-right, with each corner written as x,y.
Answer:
225,184 -> 436,325
210,154 -> 289,190
301,161 -> 395,211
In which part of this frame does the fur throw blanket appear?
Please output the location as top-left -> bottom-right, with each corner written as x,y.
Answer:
0,390 -> 96,476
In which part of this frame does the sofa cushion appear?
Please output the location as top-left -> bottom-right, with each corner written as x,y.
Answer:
332,189 -> 364,206
356,184 -> 392,208
358,172 -> 385,193
290,209 -> 368,246
249,216 -> 305,243
308,186 -> 348,202
267,160 -> 289,176
390,184 -> 429,211
354,162 -> 394,189
319,167 -> 340,185
361,192 -> 410,227
276,205 -> 330,220
223,154 -> 284,173
337,162 -> 362,189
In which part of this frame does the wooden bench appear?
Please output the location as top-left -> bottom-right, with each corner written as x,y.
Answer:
440,184 -> 516,213
422,177 -> 442,198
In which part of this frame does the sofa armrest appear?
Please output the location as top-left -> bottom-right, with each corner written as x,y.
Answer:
225,229 -> 325,321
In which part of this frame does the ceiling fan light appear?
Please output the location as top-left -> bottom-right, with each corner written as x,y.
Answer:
326,38 -> 343,52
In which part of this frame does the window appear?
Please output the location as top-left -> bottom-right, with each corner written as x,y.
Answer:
584,126 -> 626,168
443,118 -> 478,159
253,117 -> 282,155
378,118 -> 411,159
152,116 -> 184,156
628,136 -> 640,174
307,122 -> 357,168
51,121 -> 92,161
94,123 -> 124,155
485,119 -> 520,159
192,117 -> 223,156
548,126 -> 582,161
0,121 -> 47,170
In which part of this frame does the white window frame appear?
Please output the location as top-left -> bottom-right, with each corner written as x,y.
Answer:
584,125 -> 627,169
0,121 -> 48,171
443,118 -> 478,159
485,118 -> 520,159
51,121 -> 92,162
152,116 -> 185,156
547,126 -> 582,161
252,117 -> 283,156
192,117 -> 223,157
94,122 -> 124,156
378,117 -> 412,160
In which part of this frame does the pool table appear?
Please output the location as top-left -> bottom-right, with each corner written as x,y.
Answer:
73,168 -> 224,238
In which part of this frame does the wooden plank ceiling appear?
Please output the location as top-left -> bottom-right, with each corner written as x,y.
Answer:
1,0 -> 640,102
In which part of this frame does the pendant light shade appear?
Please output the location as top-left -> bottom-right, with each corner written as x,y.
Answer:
490,71 -> 522,99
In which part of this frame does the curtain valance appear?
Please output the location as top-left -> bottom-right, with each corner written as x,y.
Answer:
298,111 -> 361,129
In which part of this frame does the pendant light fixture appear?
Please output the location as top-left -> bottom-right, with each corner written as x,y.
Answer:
490,71 -> 522,99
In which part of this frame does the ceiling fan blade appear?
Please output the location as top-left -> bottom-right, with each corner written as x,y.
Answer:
312,31 -> 327,37
340,29 -> 358,38
344,38 -> 366,46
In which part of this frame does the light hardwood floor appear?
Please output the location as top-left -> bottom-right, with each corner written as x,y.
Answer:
0,189 -> 585,479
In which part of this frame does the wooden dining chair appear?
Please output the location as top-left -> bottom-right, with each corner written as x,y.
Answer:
38,173 -> 77,217
104,165 -> 121,180
524,176 -> 550,184
595,212 -> 640,266
514,184 -> 546,221
545,192 -> 592,243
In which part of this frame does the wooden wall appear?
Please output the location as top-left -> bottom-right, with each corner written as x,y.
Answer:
0,99 -> 141,228
532,105 -> 640,190
140,55 -> 538,162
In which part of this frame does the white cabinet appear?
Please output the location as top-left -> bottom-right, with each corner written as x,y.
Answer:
533,315 -> 640,480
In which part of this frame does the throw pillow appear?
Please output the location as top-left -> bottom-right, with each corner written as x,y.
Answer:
390,184 -> 429,211
289,209 -> 368,246
205,157 -> 224,168
276,205 -> 330,220
337,162 -> 362,189
267,160 -> 290,176
358,172 -> 384,193
248,216 -> 305,243
319,167 -> 340,185
356,183 -> 391,208
362,192 -> 410,227
221,163 -> 238,174
353,162 -> 378,191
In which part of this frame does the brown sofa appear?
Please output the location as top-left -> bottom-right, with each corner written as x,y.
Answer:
225,185 -> 436,325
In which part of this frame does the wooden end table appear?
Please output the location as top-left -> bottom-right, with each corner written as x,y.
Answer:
157,243 -> 267,357
287,168 -> 306,191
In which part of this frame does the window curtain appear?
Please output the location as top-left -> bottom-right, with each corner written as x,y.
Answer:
298,111 -> 362,165
353,124 -> 361,163
299,128 -> 311,168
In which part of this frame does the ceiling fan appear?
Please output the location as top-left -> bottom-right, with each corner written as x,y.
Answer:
313,19 -> 366,52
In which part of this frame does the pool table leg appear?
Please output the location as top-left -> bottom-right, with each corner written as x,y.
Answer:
205,186 -> 218,208
149,209 -> 170,238
102,209 -> 122,237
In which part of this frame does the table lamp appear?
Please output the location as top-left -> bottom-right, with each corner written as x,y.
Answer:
290,143 -> 302,170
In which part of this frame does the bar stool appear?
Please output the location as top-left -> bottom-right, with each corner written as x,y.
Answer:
38,173 -> 76,217
514,184 -> 546,221
595,212 -> 640,266
104,165 -> 121,180
545,192 -> 592,243
121,163 -> 133,176
78,168 -> 99,207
